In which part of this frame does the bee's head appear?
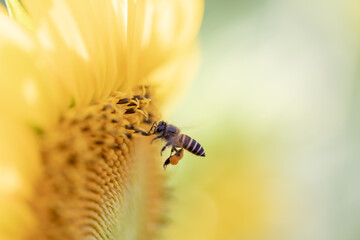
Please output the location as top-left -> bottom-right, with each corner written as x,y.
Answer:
155,121 -> 167,134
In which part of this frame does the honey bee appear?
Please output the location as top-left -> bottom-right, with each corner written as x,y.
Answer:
145,121 -> 205,169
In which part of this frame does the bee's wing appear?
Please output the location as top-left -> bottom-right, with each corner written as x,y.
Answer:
173,121 -> 209,132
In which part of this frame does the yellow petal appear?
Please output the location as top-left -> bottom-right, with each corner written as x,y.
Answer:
0,116 -> 40,240
149,42 -> 201,112
0,12 -> 70,129
22,0 -> 203,107
0,3 -> 8,14
22,0 -> 127,107
4,0 -> 33,30
116,0 -> 204,92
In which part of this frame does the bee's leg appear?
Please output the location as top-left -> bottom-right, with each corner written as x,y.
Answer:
161,142 -> 172,156
169,146 -> 182,157
147,121 -> 157,135
172,147 -> 182,155
134,129 -> 149,136
132,121 -> 157,136
163,158 -> 171,170
150,135 -> 162,144
163,148 -> 176,168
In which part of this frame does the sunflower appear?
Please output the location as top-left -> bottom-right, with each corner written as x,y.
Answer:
0,0 -> 203,239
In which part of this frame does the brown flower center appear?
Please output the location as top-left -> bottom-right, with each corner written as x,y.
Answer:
30,88 -> 166,240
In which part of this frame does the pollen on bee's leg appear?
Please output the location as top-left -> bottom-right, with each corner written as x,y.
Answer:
169,149 -> 184,165
32,89 -> 166,240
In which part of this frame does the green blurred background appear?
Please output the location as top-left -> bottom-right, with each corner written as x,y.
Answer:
163,0 -> 360,240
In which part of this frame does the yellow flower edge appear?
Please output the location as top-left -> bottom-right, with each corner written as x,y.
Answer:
0,0 -> 203,239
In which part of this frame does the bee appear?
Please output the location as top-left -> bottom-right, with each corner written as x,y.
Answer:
145,121 -> 205,169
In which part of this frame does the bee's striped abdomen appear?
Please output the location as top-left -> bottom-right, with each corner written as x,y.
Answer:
178,134 -> 205,157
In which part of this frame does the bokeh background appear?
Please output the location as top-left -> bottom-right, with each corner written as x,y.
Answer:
162,0 -> 360,240
1,0 -> 358,240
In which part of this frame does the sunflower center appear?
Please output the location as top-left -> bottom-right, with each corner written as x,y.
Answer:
31,88 -> 165,240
